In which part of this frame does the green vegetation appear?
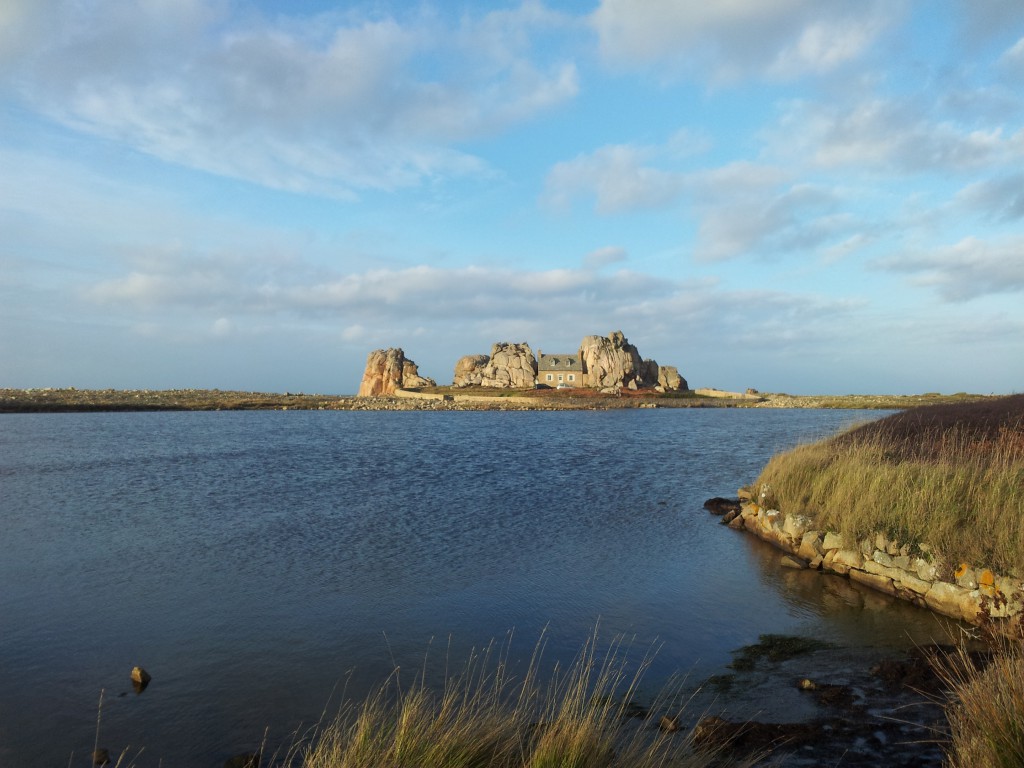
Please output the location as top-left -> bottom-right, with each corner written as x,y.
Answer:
749,395 -> 1024,573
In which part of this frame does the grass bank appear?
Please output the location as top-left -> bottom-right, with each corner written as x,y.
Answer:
750,394 -> 1024,574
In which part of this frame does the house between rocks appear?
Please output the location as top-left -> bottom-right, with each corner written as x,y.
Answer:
450,331 -> 687,392
536,351 -> 582,388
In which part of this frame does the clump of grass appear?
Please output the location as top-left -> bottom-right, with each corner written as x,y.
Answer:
283,632 -> 744,768
750,395 -> 1024,573
938,637 -> 1024,768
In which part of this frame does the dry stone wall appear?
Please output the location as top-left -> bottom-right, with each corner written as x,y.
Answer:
718,490 -> 1023,626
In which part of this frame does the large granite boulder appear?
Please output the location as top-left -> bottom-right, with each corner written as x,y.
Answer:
658,365 -> 687,391
357,348 -> 435,396
452,354 -> 490,387
577,331 -> 657,389
479,342 -> 538,388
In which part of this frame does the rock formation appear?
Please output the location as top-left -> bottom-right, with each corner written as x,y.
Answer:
658,365 -> 687,392
577,331 -> 658,390
452,354 -> 490,387
357,348 -> 435,397
480,342 -> 537,388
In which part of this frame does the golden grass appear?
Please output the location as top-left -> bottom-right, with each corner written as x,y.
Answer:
280,632 -> 742,768
751,406 -> 1024,573
938,640 -> 1024,768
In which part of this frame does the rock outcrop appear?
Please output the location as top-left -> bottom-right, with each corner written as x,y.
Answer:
476,342 -> 538,388
357,348 -> 435,397
658,365 -> 687,392
577,331 -> 658,390
452,354 -> 490,387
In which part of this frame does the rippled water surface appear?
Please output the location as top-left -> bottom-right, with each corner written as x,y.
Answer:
0,409 -> 956,765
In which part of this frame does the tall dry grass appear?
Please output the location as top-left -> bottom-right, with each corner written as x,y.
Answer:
938,638 -> 1024,768
751,400 -> 1024,573
281,632 -> 741,768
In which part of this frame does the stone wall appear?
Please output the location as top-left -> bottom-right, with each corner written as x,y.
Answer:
719,494 -> 1023,626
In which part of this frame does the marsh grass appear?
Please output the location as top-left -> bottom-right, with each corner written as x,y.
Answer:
280,631 -> 743,768
936,636 -> 1024,768
750,395 -> 1024,572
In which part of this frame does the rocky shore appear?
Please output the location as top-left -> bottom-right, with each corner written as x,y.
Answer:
0,387 -> 995,413
706,495 -> 1023,627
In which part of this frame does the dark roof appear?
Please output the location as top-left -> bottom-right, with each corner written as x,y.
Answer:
537,353 -> 581,372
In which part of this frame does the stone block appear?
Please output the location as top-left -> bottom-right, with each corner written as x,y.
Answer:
955,564 -> 978,590
832,549 -> 863,569
892,555 -> 912,571
925,582 -> 978,622
849,569 -> 896,596
861,559 -> 903,582
822,532 -> 844,551
784,514 -> 813,540
914,558 -> 938,582
798,531 -> 824,561
896,572 -> 933,596
871,550 -> 894,568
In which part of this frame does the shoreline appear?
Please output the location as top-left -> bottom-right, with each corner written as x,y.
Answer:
0,387 -> 996,413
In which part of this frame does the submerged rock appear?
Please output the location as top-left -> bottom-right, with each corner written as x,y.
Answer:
704,497 -> 742,516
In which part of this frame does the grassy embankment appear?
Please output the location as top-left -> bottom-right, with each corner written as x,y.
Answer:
749,394 -> 1024,767
752,394 -> 1024,574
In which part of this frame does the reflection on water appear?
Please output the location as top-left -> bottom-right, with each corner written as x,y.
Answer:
0,408 -> 956,765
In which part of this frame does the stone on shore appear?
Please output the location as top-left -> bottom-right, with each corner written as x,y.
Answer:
357,348 -> 435,396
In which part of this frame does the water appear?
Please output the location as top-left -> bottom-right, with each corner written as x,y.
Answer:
0,409 -> 956,765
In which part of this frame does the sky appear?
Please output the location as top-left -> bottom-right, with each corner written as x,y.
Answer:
1,1 -> 1022,396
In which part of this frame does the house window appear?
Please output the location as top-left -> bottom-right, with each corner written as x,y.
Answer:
546,374 -> 553,381
558,374 -> 564,382
568,374 -> 575,382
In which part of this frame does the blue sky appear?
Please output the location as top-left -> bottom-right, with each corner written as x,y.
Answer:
1,0 -> 1022,395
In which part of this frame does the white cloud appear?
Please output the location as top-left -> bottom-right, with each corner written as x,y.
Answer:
873,235 -> 1024,301
775,97 -> 1024,173
590,0 -> 898,82
687,163 -> 851,261
8,1 -> 578,197
1000,36 -> 1024,77
542,143 -> 686,214
583,246 -> 628,269
956,173 -> 1024,221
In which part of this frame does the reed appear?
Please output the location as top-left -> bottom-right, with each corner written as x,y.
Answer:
750,395 -> 1024,573
283,632 -> 743,768
937,638 -> 1024,768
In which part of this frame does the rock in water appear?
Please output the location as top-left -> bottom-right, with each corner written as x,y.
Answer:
357,348 -> 435,396
704,497 -> 742,515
